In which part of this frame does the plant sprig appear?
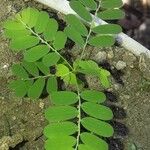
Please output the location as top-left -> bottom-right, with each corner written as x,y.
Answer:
3,0 -> 124,149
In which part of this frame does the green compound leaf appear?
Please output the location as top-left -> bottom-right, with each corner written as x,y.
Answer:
65,14 -> 88,36
80,132 -> 108,150
92,24 -> 122,34
81,102 -> 113,120
45,136 -> 76,150
81,117 -> 114,137
101,0 -> 123,9
70,0 -> 92,22
47,76 -> 58,94
10,35 -> 39,51
44,122 -> 77,138
50,91 -> 78,105
80,90 -> 106,103
45,106 -> 78,122
9,80 -> 29,97
22,61 -> 39,77
27,78 -> 45,99
98,9 -> 125,20
44,19 -> 58,41
42,52 -> 60,67
12,64 -> 28,79
88,35 -> 115,47
64,26 -> 85,46
34,11 -> 49,33
79,0 -> 97,10
3,5 -> 123,149
35,61 -> 50,75
53,31 -> 67,50
24,45 -> 49,62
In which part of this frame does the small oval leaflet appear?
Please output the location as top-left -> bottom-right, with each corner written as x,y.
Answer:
53,31 -> 67,50
80,90 -> 106,103
17,7 -> 40,28
88,35 -> 115,47
9,80 -> 28,97
101,0 -> 123,9
50,91 -> 78,105
24,45 -> 49,62
34,11 -> 49,33
42,52 -> 60,67
10,35 -> 39,51
79,0 -> 97,10
63,72 -> 77,85
92,24 -> 122,34
26,8 -> 40,28
70,1 -> 92,22
35,61 -> 50,75
46,76 -> 58,94
12,64 -> 29,79
45,136 -> 76,150
99,68 -> 111,88
78,144 -> 91,150
44,122 -> 77,138
80,132 -> 108,150
3,20 -> 25,30
27,78 -> 45,99
56,64 -> 70,77
22,61 -> 39,77
77,60 -> 100,76
81,117 -> 114,137
4,29 -> 31,39
64,26 -> 85,47
65,14 -> 88,36
81,102 -> 113,120
98,9 -> 125,20
45,106 -> 78,122
21,8 -> 31,25
43,19 -> 58,41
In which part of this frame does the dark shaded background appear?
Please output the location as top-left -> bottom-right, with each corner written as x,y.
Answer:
119,0 -> 150,49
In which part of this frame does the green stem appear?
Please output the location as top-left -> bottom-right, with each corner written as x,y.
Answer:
24,74 -> 53,80
80,1 -> 101,60
24,71 -> 73,81
75,81 -> 81,150
74,2 -> 102,149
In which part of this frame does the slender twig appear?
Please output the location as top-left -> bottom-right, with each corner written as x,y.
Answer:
80,1 -> 101,60
24,71 -> 73,81
74,2 -> 102,149
74,81 -> 81,150
24,74 -> 53,80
